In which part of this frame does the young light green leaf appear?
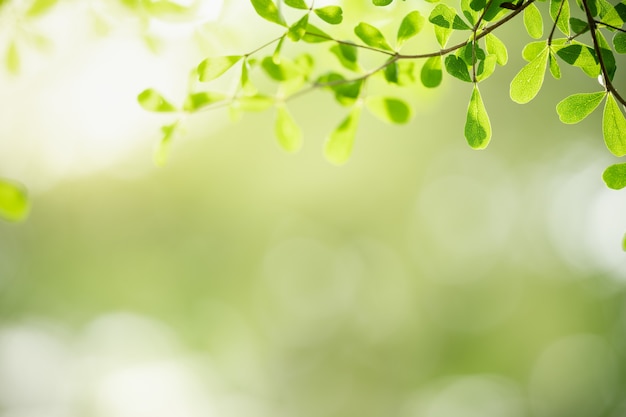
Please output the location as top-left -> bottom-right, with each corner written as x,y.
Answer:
284,0 -> 308,9
261,56 -> 301,81
433,24 -> 453,48
510,47 -> 549,104
275,106 -> 303,152
302,24 -> 332,43
240,59 -> 257,95
614,32 -> 626,53
428,4 -> 471,30
549,52 -> 561,79
324,107 -> 361,165
373,0 -> 393,5
365,97 -> 412,124
183,92 -> 227,112
397,61 -> 417,85
316,73 -> 363,105
26,0 -> 57,17
603,94 -> 626,156
444,55 -> 472,82
485,33 -> 508,65
314,6 -> 343,25
524,3 -> 543,39
550,0 -> 570,36
556,91 -> 605,123
0,179 -> 29,222
421,56 -> 443,88
397,11 -> 425,47
5,41 -> 19,75
601,0 -> 626,26
238,94 -> 275,111
137,88 -> 177,112
250,0 -> 286,26
288,14 -> 309,41
330,43 -> 359,71
553,42 -> 600,77
476,55 -> 498,81
198,55 -> 242,82
602,163 -> 626,190
154,122 -> 179,167
465,85 -> 491,149
523,41 -> 551,61
354,22 -> 393,51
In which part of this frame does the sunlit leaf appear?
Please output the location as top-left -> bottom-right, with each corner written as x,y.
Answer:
250,0 -> 286,26
614,32 -> 626,53
262,56 -> 301,81
421,56 -> 442,88
284,0 -> 308,9
465,85 -> 491,149
197,56 -> 242,82
550,0 -> 570,36
0,179 -> 29,222
485,33 -> 508,65
445,54 -> 472,82
330,43 -> 359,71
428,4 -> 471,30
524,3 -> 543,39
288,14 -> 309,41
302,24 -> 332,43
397,11 -> 425,47
26,0 -> 57,17
397,61 -> 417,85
549,52 -> 561,79
324,107 -> 361,165
482,0 -> 509,21
601,0 -> 626,26
384,60 -> 399,83
5,41 -> 19,75
240,59 -> 257,95
594,31 -> 616,80
317,72 -> 363,105
154,122 -> 178,167
275,106 -> 303,152
183,92 -> 227,112
476,55 -> 497,81
510,47 -> 549,104
602,163 -> 626,189
523,41 -> 550,61
554,42 -> 600,77
603,94 -> 626,156
461,0 -> 479,25
556,91 -> 605,123
373,0 -> 393,5
137,88 -> 177,112
365,96 -> 412,124
354,22 -> 393,51
314,6 -> 343,25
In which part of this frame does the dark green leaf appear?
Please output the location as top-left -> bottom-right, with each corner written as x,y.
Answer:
602,163 -> 626,189
482,0 -> 509,21
554,42 -> 600,77
397,11 -> 425,47
0,179 -> 29,222
596,31 -> 616,80
421,56 -> 443,88
601,0 -> 626,26
569,17 -> 589,34
324,107 -> 361,165
444,54 -> 472,82
197,55 -> 242,82
510,47 -> 549,103
250,0 -> 286,26
317,73 -> 363,105
284,0 -> 308,9
275,106 -> 303,152
354,22 -> 393,51
556,91 -> 605,123
615,32 -> 626,53
314,6 -> 343,25
137,88 -> 177,112
603,94 -> 626,156
366,96 -> 412,124
465,85 -> 491,149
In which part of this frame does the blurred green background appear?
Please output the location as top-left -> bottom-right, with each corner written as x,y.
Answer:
1,0 -> 626,416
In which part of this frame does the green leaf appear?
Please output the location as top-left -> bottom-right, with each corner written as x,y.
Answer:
550,0 -> 570,36
524,3 -> 544,39
603,94 -> 626,156
615,32 -> 626,53
197,55 -> 242,82
238,94 -> 275,111
5,41 -> 19,75
476,55 -> 498,81
154,122 -> 178,167
354,22 -> 393,51
421,56 -> 443,88
314,6 -> 343,25
553,42 -> 600,77
596,31 -> 616,80
250,0 -> 286,26
288,14 -> 309,41
444,54 -> 472,82
183,92 -> 226,112
137,88 -> 177,112
601,0 -> 626,26
549,52 -> 561,79
482,0 -> 509,21
240,59 -> 257,95
324,107 -> 361,165
330,43 -> 359,71
302,24 -> 332,43
465,85 -> 491,149
397,11 -> 425,47
461,0 -> 479,25
428,4 -> 471,30
569,17 -> 589,34
317,73 -> 363,105
365,97 -> 412,124
261,56 -> 301,81
602,163 -> 626,189
275,106 -> 303,152
26,0 -> 57,17
556,91 -> 605,123
384,60 -> 399,84
373,0 -> 393,5
284,0 -> 308,9
397,61 -> 417,85
485,33 -> 508,65
510,47 -> 549,104
523,41 -> 550,61
0,179 -> 29,222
